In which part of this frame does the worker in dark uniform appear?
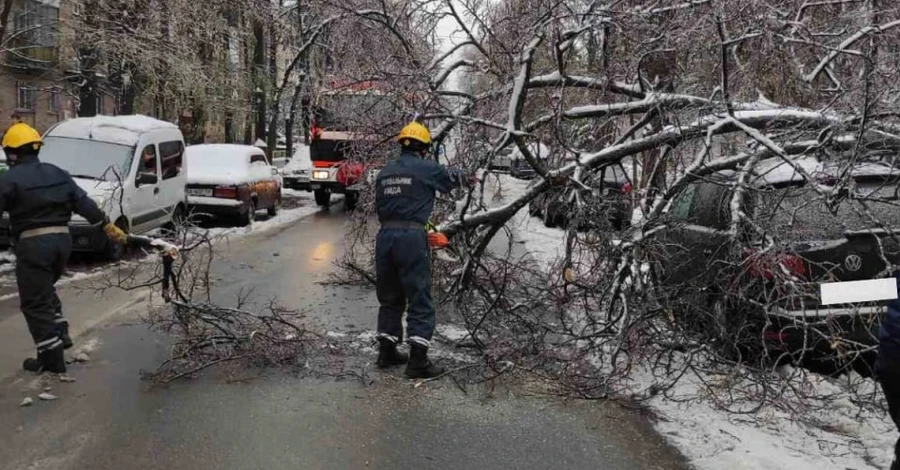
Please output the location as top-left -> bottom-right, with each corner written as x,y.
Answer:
879,282 -> 900,470
374,121 -> 467,379
0,122 -> 127,374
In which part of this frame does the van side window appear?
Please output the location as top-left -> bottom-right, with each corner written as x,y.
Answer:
159,141 -> 184,180
138,145 -> 158,177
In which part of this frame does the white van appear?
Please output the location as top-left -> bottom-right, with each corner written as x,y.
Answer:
37,115 -> 188,259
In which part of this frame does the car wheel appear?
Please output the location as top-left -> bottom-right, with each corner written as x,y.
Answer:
314,189 -> 331,207
240,200 -> 257,227
268,193 -> 281,217
161,205 -> 186,239
344,192 -> 358,212
542,206 -> 557,228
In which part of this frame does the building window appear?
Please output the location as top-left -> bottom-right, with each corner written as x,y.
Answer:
14,0 -> 59,47
17,82 -> 36,111
96,94 -> 105,114
49,89 -> 59,112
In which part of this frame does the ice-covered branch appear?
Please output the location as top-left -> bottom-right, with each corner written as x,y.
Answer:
804,19 -> 900,83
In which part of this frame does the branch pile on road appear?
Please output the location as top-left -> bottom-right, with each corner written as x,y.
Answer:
146,299 -> 337,384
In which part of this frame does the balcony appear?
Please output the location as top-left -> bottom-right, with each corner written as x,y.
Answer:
5,37 -> 58,72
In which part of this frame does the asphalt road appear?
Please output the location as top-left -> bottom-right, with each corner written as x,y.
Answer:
0,200 -> 688,470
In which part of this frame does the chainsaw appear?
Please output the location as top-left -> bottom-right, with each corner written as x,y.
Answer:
424,221 -> 461,263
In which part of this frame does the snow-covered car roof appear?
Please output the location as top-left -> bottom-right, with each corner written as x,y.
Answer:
731,157 -> 900,186
46,115 -> 179,147
185,144 -> 268,185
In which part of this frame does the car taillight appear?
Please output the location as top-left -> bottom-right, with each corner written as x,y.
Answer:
743,249 -> 807,279
763,331 -> 787,342
621,182 -> 632,194
213,185 -> 238,199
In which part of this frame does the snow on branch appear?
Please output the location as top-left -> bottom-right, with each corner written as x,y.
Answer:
527,72 -> 643,98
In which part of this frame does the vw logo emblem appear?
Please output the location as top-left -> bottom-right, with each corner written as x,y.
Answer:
844,254 -> 863,272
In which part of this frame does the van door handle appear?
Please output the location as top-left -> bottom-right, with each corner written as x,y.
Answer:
154,188 -> 160,195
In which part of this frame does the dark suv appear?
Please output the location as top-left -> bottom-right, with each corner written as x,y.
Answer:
530,165 -> 632,230
656,158 -> 900,371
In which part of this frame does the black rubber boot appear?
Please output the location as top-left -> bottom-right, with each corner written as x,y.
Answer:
404,344 -> 445,379
58,323 -> 74,350
376,338 -> 408,368
22,348 -> 66,374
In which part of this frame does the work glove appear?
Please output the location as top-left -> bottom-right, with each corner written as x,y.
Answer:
103,223 -> 128,245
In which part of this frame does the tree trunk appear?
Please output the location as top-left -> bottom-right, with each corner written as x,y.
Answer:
0,0 -> 14,46
77,50 -> 99,117
266,6 -> 280,160
253,21 -> 267,153
286,81 -> 303,158
225,111 -> 234,143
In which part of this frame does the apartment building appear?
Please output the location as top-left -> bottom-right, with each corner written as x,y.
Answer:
0,0 -> 114,134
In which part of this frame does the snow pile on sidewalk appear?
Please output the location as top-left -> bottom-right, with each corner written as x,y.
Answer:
484,174 -> 896,470
205,196 -> 319,239
638,364 -> 894,470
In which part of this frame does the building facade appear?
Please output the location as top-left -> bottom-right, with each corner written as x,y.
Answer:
0,0 -> 115,134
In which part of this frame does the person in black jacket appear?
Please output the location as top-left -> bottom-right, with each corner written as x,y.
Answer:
0,122 -> 127,374
879,285 -> 900,470
374,121 -> 468,379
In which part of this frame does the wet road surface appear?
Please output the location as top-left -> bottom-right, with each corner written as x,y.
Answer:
0,201 -> 688,470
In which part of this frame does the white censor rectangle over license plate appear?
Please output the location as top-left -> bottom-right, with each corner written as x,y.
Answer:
820,278 -> 898,305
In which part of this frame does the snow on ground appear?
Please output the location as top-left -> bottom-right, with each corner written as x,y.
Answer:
204,200 -> 319,240
484,173 -> 896,470
436,324 -> 471,342
639,364 -> 895,470
489,175 -> 566,268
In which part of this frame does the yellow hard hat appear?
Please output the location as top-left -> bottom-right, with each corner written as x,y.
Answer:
396,121 -> 431,146
2,122 -> 41,151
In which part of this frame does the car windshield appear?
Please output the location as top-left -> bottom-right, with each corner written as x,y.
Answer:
40,136 -> 134,182
756,182 -> 900,242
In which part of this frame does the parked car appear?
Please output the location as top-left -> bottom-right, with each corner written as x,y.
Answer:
509,142 -> 549,180
529,165 -> 633,230
282,148 -> 311,191
656,157 -> 900,371
0,115 -> 187,260
509,158 -> 537,180
488,146 -> 514,172
185,144 -> 282,226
